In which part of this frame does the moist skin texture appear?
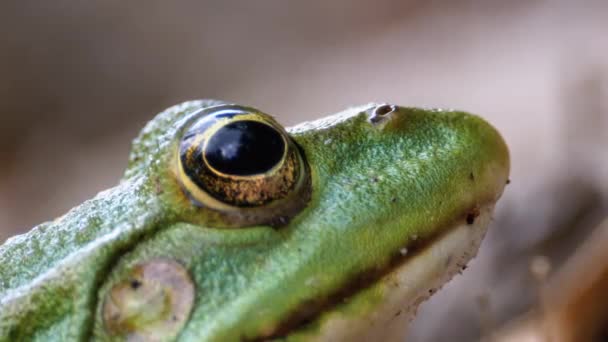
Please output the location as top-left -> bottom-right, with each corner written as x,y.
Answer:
283,203 -> 495,342
0,100 -> 510,341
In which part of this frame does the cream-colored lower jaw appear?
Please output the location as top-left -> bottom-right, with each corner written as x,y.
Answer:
289,203 -> 495,342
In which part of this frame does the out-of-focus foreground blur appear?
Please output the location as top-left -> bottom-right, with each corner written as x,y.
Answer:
1,1 -> 607,340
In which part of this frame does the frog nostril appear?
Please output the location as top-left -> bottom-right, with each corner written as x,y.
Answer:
374,104 -> 396,116
369,104 -> 397,123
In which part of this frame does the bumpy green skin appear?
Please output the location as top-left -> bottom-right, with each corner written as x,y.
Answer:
0,100 -> 509,341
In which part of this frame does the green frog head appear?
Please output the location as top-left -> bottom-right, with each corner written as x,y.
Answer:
0,100 -> 509,341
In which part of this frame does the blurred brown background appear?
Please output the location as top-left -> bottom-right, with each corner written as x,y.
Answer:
1,1 -> 607,340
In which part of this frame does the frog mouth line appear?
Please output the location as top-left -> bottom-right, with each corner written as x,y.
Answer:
248,203 -> 490,341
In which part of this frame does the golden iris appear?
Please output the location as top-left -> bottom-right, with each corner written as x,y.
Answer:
176,104 -> 310,219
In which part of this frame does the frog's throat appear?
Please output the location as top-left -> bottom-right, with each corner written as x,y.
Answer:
263,202 -> 495,341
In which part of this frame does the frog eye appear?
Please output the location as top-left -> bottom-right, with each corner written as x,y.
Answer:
176,104 -> 309,218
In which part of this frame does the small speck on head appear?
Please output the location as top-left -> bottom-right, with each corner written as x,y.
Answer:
272,216 -> 289,227
466,207 -> 480,225
445,255 -> 453,267
154,177 -> 164,195
130,279 -> 142,290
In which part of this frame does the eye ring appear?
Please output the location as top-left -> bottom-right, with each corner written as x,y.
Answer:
174,104 -> 311,226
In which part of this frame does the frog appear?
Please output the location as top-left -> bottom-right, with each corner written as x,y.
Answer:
0,100 -> 510,341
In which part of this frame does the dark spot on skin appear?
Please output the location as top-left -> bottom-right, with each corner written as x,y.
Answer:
130,279 -> 142,290
172,315 -> 178,322
445,255 -> 453,267
154,177 -> 164,195
428,289 -> 435,294
301,318 -> 314,326
466,207 -> 480,225
272,215 -> 290,227
394,310 -> 402,317
462,265 -> 468,271
506,179 -> 511,185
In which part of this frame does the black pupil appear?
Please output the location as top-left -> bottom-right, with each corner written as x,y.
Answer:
204,121 -> 285,176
